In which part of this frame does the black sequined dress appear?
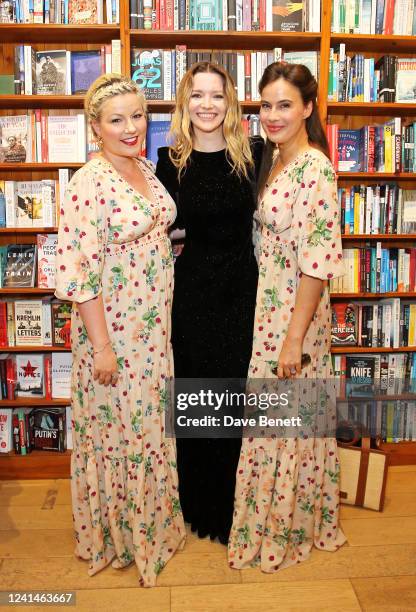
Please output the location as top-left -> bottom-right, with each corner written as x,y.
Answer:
156,141 -> 262,544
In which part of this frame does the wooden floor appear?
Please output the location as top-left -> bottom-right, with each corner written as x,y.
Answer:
0,465 -> 415,612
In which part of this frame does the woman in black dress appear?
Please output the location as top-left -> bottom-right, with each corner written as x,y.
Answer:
156,62 -> 262,544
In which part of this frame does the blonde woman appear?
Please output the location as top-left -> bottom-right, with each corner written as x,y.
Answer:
55,74 -> 185,587
156,62 -> 263,544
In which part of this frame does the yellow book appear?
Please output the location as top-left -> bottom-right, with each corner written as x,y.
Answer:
409,304 -> 416,347
384,125 -> 392,173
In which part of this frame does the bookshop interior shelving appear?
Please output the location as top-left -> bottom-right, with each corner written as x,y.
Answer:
1,0 -> 416,478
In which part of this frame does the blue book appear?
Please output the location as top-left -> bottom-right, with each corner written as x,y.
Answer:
146,121 -> 171,166
338,129 -> 362,172
0,184 -> 5,228
71,50 -> 102,95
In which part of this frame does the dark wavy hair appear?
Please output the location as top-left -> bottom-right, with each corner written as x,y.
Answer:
257,62 -> 330,195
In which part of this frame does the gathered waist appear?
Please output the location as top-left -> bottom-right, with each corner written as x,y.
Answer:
105,232 -> 170,256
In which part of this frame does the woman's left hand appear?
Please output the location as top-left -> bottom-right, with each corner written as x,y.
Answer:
276,338 -> 302,379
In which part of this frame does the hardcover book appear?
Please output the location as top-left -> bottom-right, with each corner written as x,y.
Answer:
131,49 -> 164,100
51,301 -> 71,347
346,355 -> 376,397
331,302 -> 358,345
35,50 -> 69,95
14,300 -> 43,346
16,181 -> 43,228
0,115 -> 30,163
15,354 -> 44,397
272,0 -> 303,32
2,244 -> 37,288
37,233 -> 57,289
52,352 -> 72,399
0,408 -> 12,453
70,50 -> 102,94
396,58 -> 416,103
32,407 -> 66,451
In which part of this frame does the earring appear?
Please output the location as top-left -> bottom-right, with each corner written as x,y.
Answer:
97,137 -> 103,149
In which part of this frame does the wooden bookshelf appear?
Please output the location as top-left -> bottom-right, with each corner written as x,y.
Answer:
0,95 -> 85,110
338,173 -> 416,180
0,163 -> 82,171
331,346 -> 416,353
330,292 -> 416,298
0,449 -> 71,480
341,234 -> 414,241
0,399 -> 69,406
0,228 -> 58,234
327,102 -> 416,116
0,346 -> 69,352
0,288 -> 55,295
0,24 -> 119,43
330,33 -> 416,53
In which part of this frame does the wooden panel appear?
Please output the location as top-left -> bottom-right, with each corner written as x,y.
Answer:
328,102 -> 416,117
0,96 -> 84,109
340,491 -> 416,518
171,580 -> 361,612
0,505 -> 72,530
239,544 -> 416,583
331,33 -> 416,53
130,31 -> 322,51
340,516 -> 416,546
0,450 -> 71,479
0,24 -> 120,44
351,576 -> 416,612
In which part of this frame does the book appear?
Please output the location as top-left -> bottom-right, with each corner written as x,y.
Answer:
131,49 -> 164,100
32,407 -> 66,451
0,115 -> 30,163
272,0 -> 303,31
15,354 -> 44,397
51,301 -> 72,348
37,234 -> 57,289
2,244 -> 37,288
52,352 -> 72,399
338,129 -> 363,171
346,355 -> 376,397
14,300 -> 43,346
16,181 -> 43,228
69,0 -> 103,23
35,50 -> 69,95
12,408 -> 33,454
0,408 -> 12,453
47,115 -> 86,163
146,119 -> 171,165
396,58 -> 416,103
70,50 -> 102,95
331,302 -> 358,345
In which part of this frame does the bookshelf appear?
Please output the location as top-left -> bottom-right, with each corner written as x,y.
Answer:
1,0 -> 415,477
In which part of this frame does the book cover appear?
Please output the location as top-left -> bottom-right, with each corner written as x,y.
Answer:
0,0 -> 14,23
146,120 -> 171,166
14,300 -> 43,346
51,301 -> 71,347
37,233 -> 57,289
15,354 -> 44,397
32,407 -> 66,451
0,408 -> 12,453
338,129 -> 363,171
396,58 -> 416,102
131,49 -> 164,100
2,244 -> 37,288
69,0 -> 101,23
12,408 -> 33,454
47,116 -> 79,163
52,352 -> 72,399
272,0 -> 303,32
346,355 -> 376,397
70,50 -> 102,95
190,0 -> 222,30
0,115 -> 29,163
331,302 -> 358,345
283,51 -> 318,78
35,50 -> 68,95
16,181 -> 43,228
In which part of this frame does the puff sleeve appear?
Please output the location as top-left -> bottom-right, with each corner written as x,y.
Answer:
293,154 -> 344,281
55,165 -> 106,303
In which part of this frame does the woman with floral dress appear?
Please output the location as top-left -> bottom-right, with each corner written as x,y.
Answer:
228,62 -> 347,572
55,74 -> 185,587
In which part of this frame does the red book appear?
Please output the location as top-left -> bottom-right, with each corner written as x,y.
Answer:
44,354 -> 52,400
6,357 -> 15,400
40,111 -> 48,163
383,0 -> 395,35
165,0 -> 174,29
244,52 -> 251,101
159,0 -> 166,28
259,0 -> 266,30
0,302 -> 8,347
409,248 -> 416,291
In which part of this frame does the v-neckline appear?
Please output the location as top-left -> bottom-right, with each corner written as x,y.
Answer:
97,155 -> 158,207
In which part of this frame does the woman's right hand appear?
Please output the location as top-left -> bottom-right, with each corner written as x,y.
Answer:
93,344 -> 118,386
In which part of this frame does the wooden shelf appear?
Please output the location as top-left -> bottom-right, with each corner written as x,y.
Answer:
0,23 -> 119,43
0,399 -> 69,406
379,441 -> 416,466
0,95 -> 84,110
338,173 -> 416,181
0,163 -> 82,171
0,346 -> 70,352
330,292 -> 416,298
328,102 -> 416,116
0,227 -> 58,234
331,346 -> 416,353
341,234 -> 414,241
146,99 -> 262,112
0,288 -> 55,294
331,33 -> 416,52
0,449 -> 71,479
338,394 -> 416,402
130,30 -> 321,50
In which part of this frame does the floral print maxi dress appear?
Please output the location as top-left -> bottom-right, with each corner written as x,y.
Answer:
55,156 -> 186,587
228,149 -> 347,572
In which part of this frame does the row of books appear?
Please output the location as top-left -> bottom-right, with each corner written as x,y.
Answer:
0,298 -> 71,348
0,352 -> 71,400
331,300 -> 416,348
330,246 -> 416,294
327,118 -> 409,173
0,180 -> 66,228
333,352 -> 416,397
13,43 -> 121,96
328,49 -> 416,103
0,406 -> 71,454
331,0 -> 416,35
130,0 -> 321,32
0,242 -> 52,289
337,400 -> 416,443
0,0 -> 118,23
338,185 -> 416,236
131,48 -> 318,102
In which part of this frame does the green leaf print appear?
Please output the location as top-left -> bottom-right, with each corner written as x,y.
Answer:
102,526 -> 112,547
292,527 -> 308,545
325,467 -> 340,484
274,253 -> 288,269
289,159 -> 310,183
171,496 -> 182,517
275,527 -> 292,547
134,195 -> 152,217
299,500 -> 314,514
321,506 -> 334,524
131,410 -> 142,433
117,519 -> 133,533
322,164 -> 335,182
262,287 -> 284,310
246,491 -> 256,513
111,265 -> 128,290
307,217 -> 332,247
154,558 -> 166,575
97,403 -> 116,425
144,521 -> 156,542
144,456 -> 153,476
145,259 -> 157,287
236,524 -> 252,545
108,224 -> 123,242
120,548 -> 134,563
128,452 -> 143,465
80,272 -> 100,294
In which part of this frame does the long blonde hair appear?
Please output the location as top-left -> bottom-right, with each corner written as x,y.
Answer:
169,62 -> 253,178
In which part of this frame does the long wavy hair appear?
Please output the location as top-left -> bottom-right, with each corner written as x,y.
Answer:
168,61 -> 253,179
257,62 -> 330,196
